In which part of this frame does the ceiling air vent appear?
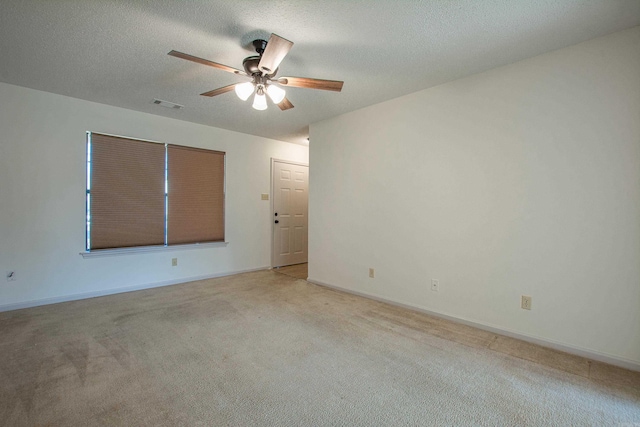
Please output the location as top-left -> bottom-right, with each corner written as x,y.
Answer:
152,99 -> 184,110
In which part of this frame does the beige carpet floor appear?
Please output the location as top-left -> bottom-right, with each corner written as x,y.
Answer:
274,263 -> 308,280
1,270 -> 639,426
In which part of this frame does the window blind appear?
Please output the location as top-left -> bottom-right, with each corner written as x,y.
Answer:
167,145 -> 225,245
89,133 -> 166,249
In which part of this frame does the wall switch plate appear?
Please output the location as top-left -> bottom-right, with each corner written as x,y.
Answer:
261,193 -> 269,200
431,279 -> 439,292
172,258 -> 178,267
521,295 -> 532,310
369,268 -> 375,278
6,271 -> 16,281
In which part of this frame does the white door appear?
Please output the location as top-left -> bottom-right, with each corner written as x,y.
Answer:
272,160 -> 308,267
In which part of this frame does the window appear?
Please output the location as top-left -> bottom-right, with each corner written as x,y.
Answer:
86,132 -> 225,251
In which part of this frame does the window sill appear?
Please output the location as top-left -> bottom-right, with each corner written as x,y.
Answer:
80,242 -> 228,258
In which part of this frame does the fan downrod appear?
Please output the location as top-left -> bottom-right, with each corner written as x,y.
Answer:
252,39 -> 267,55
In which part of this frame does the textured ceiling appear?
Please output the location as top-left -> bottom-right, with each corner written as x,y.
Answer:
1,1 -> 639,144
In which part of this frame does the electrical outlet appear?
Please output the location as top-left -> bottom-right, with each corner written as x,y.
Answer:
172,258 -> 178,267
369,268 -> 375,278
431,279 -> 439,292
521,295 -> 532,310
6,271 -> 16,282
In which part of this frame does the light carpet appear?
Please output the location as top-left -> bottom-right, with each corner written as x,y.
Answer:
1,270 -> 638,426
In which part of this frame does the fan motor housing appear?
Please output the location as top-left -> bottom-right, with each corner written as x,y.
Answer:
243,56 -> 277,77
242,56 -> 261,75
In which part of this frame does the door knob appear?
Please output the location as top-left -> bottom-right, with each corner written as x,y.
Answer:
275,220 -> 279,224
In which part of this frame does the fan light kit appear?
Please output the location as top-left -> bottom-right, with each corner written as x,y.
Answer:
168,34 -> 344,111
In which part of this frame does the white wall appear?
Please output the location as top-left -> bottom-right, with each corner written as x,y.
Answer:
309,27 -> 640,366
0,82 -> 308,309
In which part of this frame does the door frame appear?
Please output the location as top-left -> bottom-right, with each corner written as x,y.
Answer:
270,158 -> 309,268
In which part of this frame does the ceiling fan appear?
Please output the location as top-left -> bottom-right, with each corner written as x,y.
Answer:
168,33 -> 344,111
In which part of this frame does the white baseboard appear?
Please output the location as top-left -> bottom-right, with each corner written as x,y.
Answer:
307,277 -> 640,372
0,267 -> 270,313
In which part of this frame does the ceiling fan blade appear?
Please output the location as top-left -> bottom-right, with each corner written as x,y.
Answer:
200,84 -> 237,97
258,34 -> 293,75
168,50 -> 245,75
277,97 -> 294,111
278,77 -> 344,92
